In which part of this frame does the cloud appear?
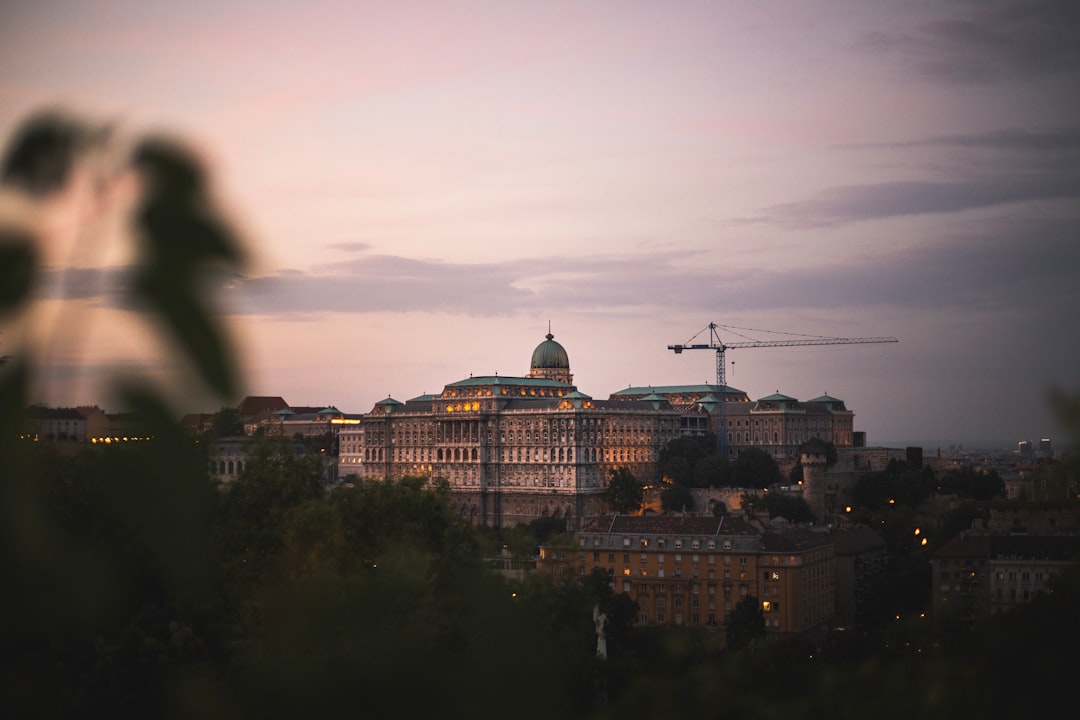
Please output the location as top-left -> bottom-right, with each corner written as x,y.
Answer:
760,126 -> 1080,228
326,242 -> 372,253
36,266 -> 130,302
220,224 -> 1080,322
854,0 -> 1080,84
839,127 -> 1080,153
756,174 -> 1080,228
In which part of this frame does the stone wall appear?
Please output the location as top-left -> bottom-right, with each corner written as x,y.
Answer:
450,488 -> 608,529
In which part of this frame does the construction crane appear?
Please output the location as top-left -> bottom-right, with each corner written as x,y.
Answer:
668,322 -> 898,457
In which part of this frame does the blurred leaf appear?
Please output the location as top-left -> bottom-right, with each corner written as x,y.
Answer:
0,356 -> 30,459
0,110 -> 86,196
0,230 -> 37,313
133,273 -> 237,398
1047,387 -> 1080,444
132,138 -> 242,264
130,137 -> 244,399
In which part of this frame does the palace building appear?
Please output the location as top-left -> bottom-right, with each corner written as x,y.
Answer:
339,332 -> 864,528
340,332 -> 693,527
610,387 -> 856,460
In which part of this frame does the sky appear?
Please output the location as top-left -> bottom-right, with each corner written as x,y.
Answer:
2,0 -> 1079,448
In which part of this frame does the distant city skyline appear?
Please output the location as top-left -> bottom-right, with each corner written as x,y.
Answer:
2,1 -> 1078,449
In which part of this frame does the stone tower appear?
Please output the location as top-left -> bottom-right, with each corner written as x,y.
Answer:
800,439 -> 829,523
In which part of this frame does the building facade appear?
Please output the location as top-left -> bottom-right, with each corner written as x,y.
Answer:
540,514 -> 836,642
340,333 -> 688,527
931,533 -> 1080,627
340,332 -> 867,528
610,387 -> 856,461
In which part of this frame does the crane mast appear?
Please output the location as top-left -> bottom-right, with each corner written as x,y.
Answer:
668,322 -> 898,457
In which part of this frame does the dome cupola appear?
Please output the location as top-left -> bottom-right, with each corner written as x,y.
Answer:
530,332 -> 569,370
527,329 -> 573,384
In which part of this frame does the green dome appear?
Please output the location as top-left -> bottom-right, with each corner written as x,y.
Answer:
530,333 -> 569,370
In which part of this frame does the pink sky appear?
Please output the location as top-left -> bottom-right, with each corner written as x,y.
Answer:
2,0 -> 1079,447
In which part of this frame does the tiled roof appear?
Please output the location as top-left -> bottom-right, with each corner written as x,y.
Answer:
236,396 -> 289,416
580,514 -> 758,536
761,528 -> 833,552
990,535 -> 1080,561
930,534 -> 1080,562
28,406 -> 85,420
934,533 -> 993,559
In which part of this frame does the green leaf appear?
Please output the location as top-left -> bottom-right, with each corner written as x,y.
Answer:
0,231 -> 37,313
0,111 -> 86,197
132,270 -> 238,398
129,136 -> 244,399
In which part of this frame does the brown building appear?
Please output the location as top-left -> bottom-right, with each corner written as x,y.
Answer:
832,526 -> 888,630
540,514 -> 835,643
932,533 -> 1080,627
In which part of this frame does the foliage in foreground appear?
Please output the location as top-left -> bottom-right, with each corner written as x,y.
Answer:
1,438 -> 597,719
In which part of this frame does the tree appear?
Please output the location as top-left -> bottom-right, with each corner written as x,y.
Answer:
726,595 -> 766,650
693,454 -> 730,487
730,448 -> 781,488
660,434 -> 717,485
664,455 -> 693,486
938,465 -> 1004,501
209,405 -> 244,437
850,459 -> 935,509
607,467 -> 644,514
755,492 -> 814,523
661,482 -> 695,513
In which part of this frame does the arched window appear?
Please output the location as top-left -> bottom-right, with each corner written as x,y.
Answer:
227,460 -> 234,475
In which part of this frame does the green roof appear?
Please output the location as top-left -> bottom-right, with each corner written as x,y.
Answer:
563,390 -> 592,400
809,394 -> 843,403
759,392 -> 797,402
445,375 -> 572,389
375,397 -> 404,406
611,384 -> 745,396
530,333 -> 569,369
